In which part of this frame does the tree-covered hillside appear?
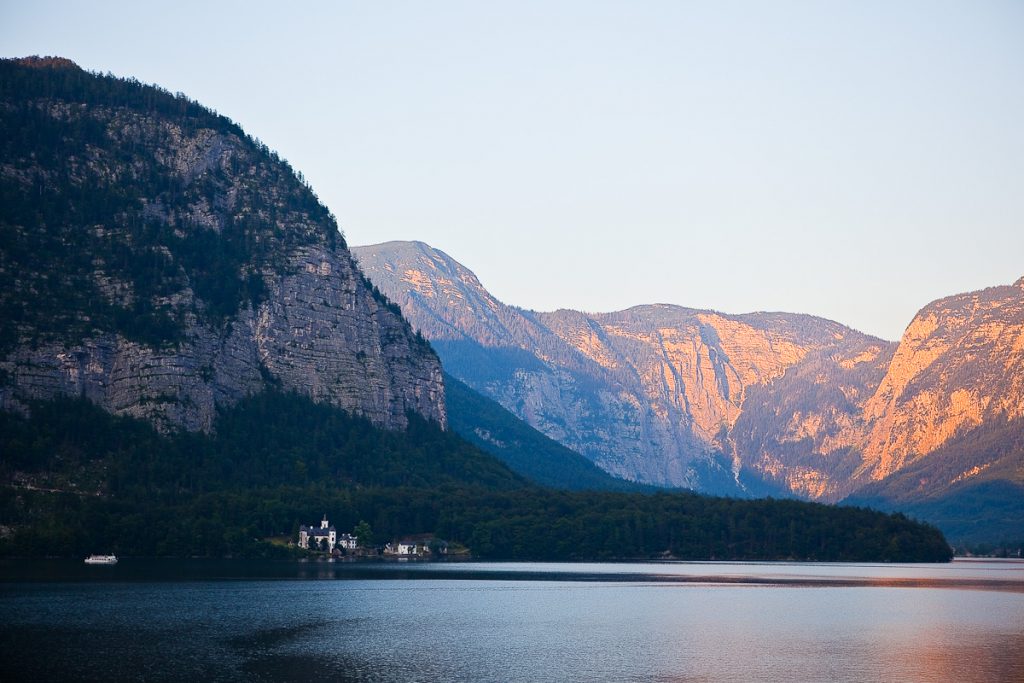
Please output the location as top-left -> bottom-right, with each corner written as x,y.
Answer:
1,56 -> 445,433
0,393 -> 952,562
0,56 -> 340,350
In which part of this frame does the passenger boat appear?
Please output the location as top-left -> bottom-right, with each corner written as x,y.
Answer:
84,554 -> 118,565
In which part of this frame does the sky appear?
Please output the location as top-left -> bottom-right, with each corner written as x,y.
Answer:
3,1 -> 1022,340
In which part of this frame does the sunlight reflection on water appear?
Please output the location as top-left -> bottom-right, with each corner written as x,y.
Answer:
1,559 -> 1022,682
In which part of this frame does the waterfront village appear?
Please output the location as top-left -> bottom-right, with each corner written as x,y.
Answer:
296,516 -> 450,558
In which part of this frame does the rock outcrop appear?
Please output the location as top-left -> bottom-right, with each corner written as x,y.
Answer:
0,58 -> 445,432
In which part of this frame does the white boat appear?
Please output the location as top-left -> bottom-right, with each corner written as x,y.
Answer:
84,554 -> 118,565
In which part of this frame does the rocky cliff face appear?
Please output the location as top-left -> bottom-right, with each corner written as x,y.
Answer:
857,278 -> 1024,481
353,241 -> 1024,519
703,279 -> 1024,503
731,338 -> 896,500
0,58 -> 445,431
353,241 -> 881,490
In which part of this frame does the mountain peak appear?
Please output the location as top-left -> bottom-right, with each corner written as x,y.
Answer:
354,240 -> 470,280
352,240 -> 525,346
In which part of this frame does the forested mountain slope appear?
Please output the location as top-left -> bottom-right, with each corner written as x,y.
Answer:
0,57 -> 445,432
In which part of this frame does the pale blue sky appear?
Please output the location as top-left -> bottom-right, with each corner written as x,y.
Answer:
4,1 -> 1022,340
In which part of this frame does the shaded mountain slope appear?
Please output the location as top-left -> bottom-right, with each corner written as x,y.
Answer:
0,392 -> 951,562
444,373 -> 650,492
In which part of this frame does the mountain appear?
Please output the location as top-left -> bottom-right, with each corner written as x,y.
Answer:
0,57 -> 444,433
353,241 -> 1024,542
844,279 -> 1024,542
0,57 -> 955,562
444,373 -> 649,492
730,336 -> 897,500
857,278 -> 1024,481
733,278 -> 1024,511
352,241 -> 884,493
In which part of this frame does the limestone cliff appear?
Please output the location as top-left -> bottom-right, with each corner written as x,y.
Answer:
354,241 -> 877,490
0,58 -> 445,431
731,338 -> 896,501
857,278 -> 1024,481
353,240 -> 1024,522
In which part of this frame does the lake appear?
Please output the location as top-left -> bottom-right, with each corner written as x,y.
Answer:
1,559 -> 1022,682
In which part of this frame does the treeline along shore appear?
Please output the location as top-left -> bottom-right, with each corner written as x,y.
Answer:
0,393 -> 953,562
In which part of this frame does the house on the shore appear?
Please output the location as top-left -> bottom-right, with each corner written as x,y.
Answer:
299,515 -> 336,551
397,540 -> 420,556
336,533 -> 358,550
385,535 -> 448,557
384,540 -> 420,556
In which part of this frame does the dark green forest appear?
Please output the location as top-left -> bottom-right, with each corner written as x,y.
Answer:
0,392 -> 952,562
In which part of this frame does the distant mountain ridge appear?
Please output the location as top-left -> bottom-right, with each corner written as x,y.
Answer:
353,241 -> 1024,541
353,241 -> 886,491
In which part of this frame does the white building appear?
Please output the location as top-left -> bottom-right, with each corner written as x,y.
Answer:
397,541 -> 420,556
384,539 -> 422,556
336,533 -> 358,550
299,515 -> 337,550
384,536 -> 447,556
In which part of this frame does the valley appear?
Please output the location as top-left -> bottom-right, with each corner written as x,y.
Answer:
354,241 -> 1024,542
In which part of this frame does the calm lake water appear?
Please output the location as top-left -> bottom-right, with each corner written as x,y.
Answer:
1,559 -> 1022,682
